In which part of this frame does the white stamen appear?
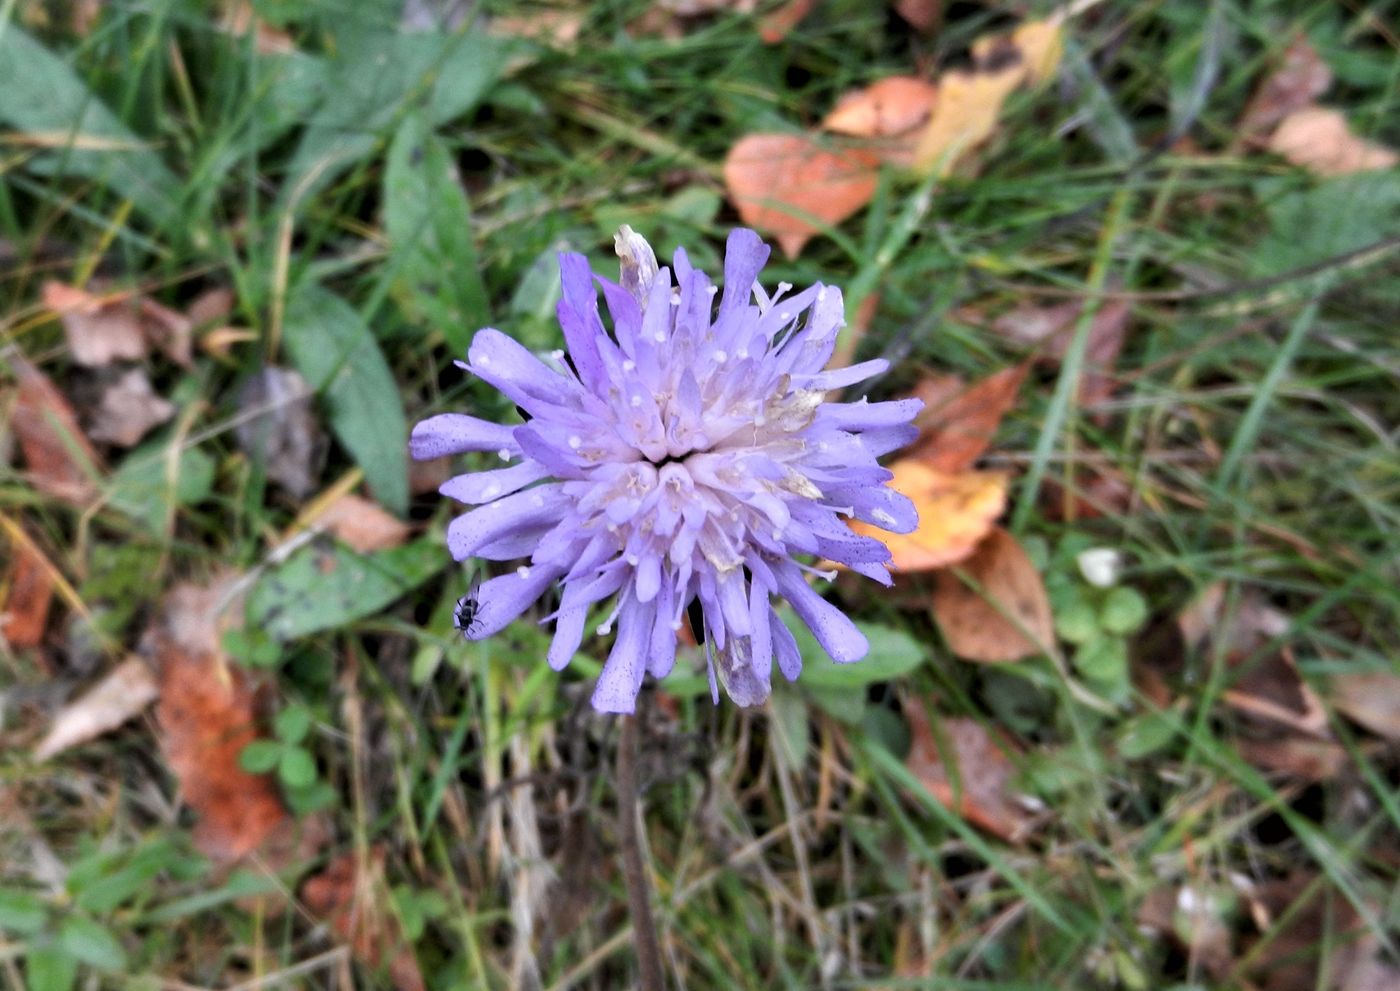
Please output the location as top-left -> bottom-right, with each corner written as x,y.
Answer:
772,530 -> 783,540
654,331 -> 666,342
714,350 -> 727,363
596,623 -> 612,636
631,395 -> 642,407
778,311 -> 791,322
482,484 -> 501,499
568,435 -> 582,449
670,619 -> 683,631
498,448 -> 513,461
532,494 -> 545,508
737,349 -> 749,359
516,566 -> 531,579
626,554 -> 640,566
669,295 -> 681,307
622,359 -> 636,372
872,509 -> 898,528
816,287 -> 827,302
706,285 -> 718,296
777,282 -> 792,294
550,349 -> 565,361
477,354 -> 491,366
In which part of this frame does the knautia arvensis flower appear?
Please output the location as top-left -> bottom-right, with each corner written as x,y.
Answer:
411,227 -> 921,712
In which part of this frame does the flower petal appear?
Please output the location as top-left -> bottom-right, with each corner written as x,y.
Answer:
446,484 -> 567,560
774,562 -> 868,664
462,564 -> 565,640
410,413 -> 518,460
439,461 -> 551,505
591,595 -> 653,714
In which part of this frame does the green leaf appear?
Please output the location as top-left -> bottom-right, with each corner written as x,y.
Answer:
274,705 -> 312,745
0,28 -> 181,227
24,946 -> 76,991
1100,587 -> 1149,636
278,747 -> 317,789
246,540 -> 440,641
1054,599 -> 1100,645
799,620 -> 927,690
768,689 -> 810,769
283,283 -> 408,514
239,740 -> 283,774
384,113 -> 489,352
56,916 -> 126,971
0,889 -> 47,935
281,31 -> 509,209
1117,710 -> 1179,761
72,840 -> 172,915
806,684 -> 867,725
108,445 -> 215,535
1074,636 -> 1129,692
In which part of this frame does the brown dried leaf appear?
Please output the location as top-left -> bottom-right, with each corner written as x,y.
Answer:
152,579 -> 290,863
1135,885 -> 1235,981
1235,734 -> 1347,782
904,706 -> 1036,842
1239,36 -> 1332,139
235,366 -> 326,499
1328,672 -> 1400,741
723,133 -> 880,258
316,493 -> 411,553
910,364 -> 1028,474
136,298 -> 194,368
1245,874 -> 1391,991
34,657 -> 159,761
11,353 -> 103,503
893,0 -> 940,34
85,367 -> 176,447
219,1 -> 296,54
851,460 -> 1006,572
300,847 -> 425,991
931,527 -> 1054,663
1,536 -> 55,648
1269,107 -> 1398,175
43,282 -> 147,367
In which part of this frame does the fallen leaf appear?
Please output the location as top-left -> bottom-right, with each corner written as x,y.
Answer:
1268,107 -> 1398,175
42,282 -> 193,368
994,299 -> 1129,409
723,133 -> 880,258
1225,646 -> 1329,739
315,493 -> 411,553
1135,884 -> 1235,981
301,847 -> 425,991
1239,36 -> 1332,139
1328,672 -> 1400,741
852,460 -> 1007,571
186,286 -> 235,327
42,282 -> 147,367
33,657 -> 159,761
234,366 -> 326,499
931,527 -> 1054,663
1244,873 -> 1390,991
913,19 -> 1061,176
218,1 -> 296,54
910,364 -> 1028,473
758,0 -> 818,44
1235,733 -> 1347,782
904,706 -> 1037,842
1,535 -> 54,648
892,0 -> 940,34
151,579 -> 290,863
11,353 -> 103,503
85,367 -> 176,447
824,77 -> 938,139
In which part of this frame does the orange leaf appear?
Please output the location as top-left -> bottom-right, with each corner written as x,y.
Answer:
152,579 -> 291,863
758,0 -> 817,44
1,535 -> 54,648
851,460 -> 1007,572
930,527 -> 1054,663
892,0 -> 941,34
11,354 -> 102,504
1268,106 -> 1398,175
723,133 -> 880,258
910,363 -> 1028,474
823,77 -> 938,139
317,493 -> 412,553
904,706 -> 1036,842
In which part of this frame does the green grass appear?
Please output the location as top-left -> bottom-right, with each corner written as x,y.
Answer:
3,0 -> 1400,989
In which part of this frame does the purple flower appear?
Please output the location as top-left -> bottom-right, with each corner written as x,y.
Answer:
411,227 -> 921,712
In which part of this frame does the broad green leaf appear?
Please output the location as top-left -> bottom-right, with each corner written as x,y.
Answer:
71,840 -> 173,915
0,889 -> 47,935
108,445 -> 214,535
281,31 -> 509,209
56,916 -> 126,971
283,283 -> 408,514
768,689 -> 810,768
384,113 -> 489,353
0,28 -> 180,227
1100,587 -> 1148,636
278,747 -> 317,789
1254,172 -> 1400,277
246,540 -> 440,641
24,946 -> 76,991
799,620 -> 928,690
274,705 -> 312,745
239,740 -> 283,774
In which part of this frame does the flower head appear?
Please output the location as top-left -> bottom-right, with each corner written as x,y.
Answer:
411,227 -> 921,712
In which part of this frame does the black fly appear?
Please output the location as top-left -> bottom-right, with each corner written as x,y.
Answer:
453,577 -> 482,638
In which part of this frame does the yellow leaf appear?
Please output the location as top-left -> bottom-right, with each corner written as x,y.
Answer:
912,65 -> 1022,176
850,460 -> 1008,572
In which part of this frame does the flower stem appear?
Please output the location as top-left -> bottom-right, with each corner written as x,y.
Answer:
617,714 -> 665,991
